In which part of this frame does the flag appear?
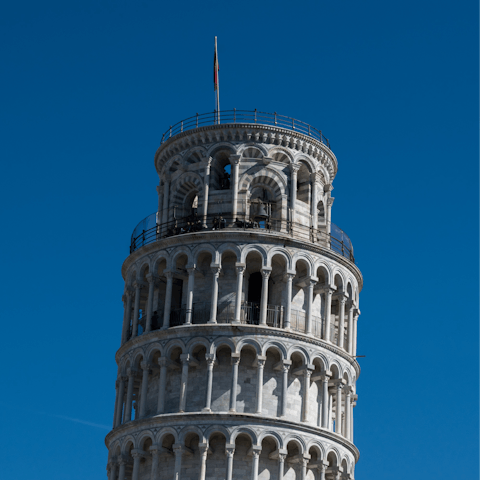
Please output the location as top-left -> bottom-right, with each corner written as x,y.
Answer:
214,39 -> 219,91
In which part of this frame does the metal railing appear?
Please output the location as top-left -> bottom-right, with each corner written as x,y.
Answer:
160,110 -> 330,148
130,212 -> 355,263
125,302 -> 332,345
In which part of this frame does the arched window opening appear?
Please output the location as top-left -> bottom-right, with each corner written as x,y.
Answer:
220,163 -> 231,190
250,187 -> 276,228
296,163 -> 311,206
317,200 -> 325,224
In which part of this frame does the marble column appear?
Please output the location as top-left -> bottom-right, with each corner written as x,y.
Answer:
302,367 -> 314,422
150,445 -> 160,479
157,357 -> 168,414
335,383 -> 343,435
305,278 -> 317,335
259,268 -> 272,325
132,282 -> 142,338
162,271 -> 173,329
179,354 -> 191,413
145,274 -> 156,332
318,463 -> 327,480
289,164 -> 300,224
108,461 -> 117,480
113,378 -> 119,427
353,309 -> 360,356
209,265 -> 221,323
320,374 -> 330,429
347,302 -> 355,354
255,356 -> 266,413
230,154 -> 241,220
278,453 -> 287,480
131,450 -> 143,480
117,458 -> 126,480
311,173 -> 319,231
202,160 -> 211,228
229,353 -> 241,412
284,272 -> 295,329
234,264 -> 245,323
124,368 -> 136,422
225,445 -> 235,480
300,455 -> 310,480
280,360 -> 292,418
251,447 -> 261,480
121,290 -> 133,344
203,353 -> 216,411
139,361 -> 150,418
173,444 -> 183,480
344,387 -> 352,441
161,175 -> 170,226
323,287 -> 334,342
185,266 -> 196,325
198,443 -> 209,480
115,376 -> 126,427
337,293 -> 347,349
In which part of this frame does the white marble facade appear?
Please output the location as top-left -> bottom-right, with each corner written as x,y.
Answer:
106,120 -> 363,480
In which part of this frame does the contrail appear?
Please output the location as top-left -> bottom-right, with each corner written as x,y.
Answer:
41,412 -> 110,430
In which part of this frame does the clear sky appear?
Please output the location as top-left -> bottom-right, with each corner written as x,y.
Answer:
0,1 -> 477,478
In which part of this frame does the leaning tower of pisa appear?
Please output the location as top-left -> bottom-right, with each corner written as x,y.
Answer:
105,110 -> 362,480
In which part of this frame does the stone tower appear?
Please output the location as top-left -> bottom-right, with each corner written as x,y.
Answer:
106,110 -> 362,480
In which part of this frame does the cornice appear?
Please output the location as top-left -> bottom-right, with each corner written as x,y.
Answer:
121,229 -> 363,290
153,123 -> 338,182
114,323 -> 360,378
105,411 -> 360,461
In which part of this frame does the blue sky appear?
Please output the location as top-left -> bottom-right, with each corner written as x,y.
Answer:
0,1 -> 477,478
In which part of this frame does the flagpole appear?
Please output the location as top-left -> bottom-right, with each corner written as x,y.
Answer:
215,36 -> 220,124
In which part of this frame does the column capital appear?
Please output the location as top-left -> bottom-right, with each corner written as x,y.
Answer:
235,263 -> 246,275
132,281 -> 144,290
229,154 -> 241,165
117,456 -> 127,466
186,265 -> 197,275
254,355 -> 267,367
283,271 -> 296,282
289,163 -> 301,174
321,285 -> 337,294
149,444 -> 161,456
205,353 -> 216,365
172,443 -> 184,455
308,276 -> 318,287
311,171 -> 324,184
248,445 -> 262,457
210,264 -> 222,275
140,361 -> 151,371
354,308 -> 361,317
225,444 -> 236,457
131,449 -> 146,459
125,289 -> 134,298
198,442 -> 210,454
261,267 -> 272,278
163,270 -> 173,280
126,368 -> 137,377
145,273 -> 157,284
158,357 -> 168,367
231,353 -> 241,365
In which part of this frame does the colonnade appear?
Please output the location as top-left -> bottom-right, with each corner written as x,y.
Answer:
113,354 -> 356,442
121,265 -> 360,356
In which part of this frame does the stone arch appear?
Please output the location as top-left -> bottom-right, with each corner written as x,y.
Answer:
294,154 -> 316,173
258,431 -> 282,449
306,441 -> 326,461
137,430 -> 155,450
192,244 -> 219,265
315,262 -> 332,285
145,343 -> 163,362
236,338 -> 262,356
206,142 -> 237,158
218,243 -> 241,262
292,252 -> 314,276
333,270 -> 346,291
310,352 -> 328,372
156,427 -> 179,445
186,337 -> 211,356
283,434 -> 306,454
240,244 -> 268,265
121,435 -> 136,453
287,345 -> 309,364
239,144 -> 267,159
210,337 -> 236,355
178,424 -> 205,443
326,448 -> 341,467
126,267 -> 137,287
267,247 -> 293,270
171,247 -> 193,268
230,427 -> 258,445
183,145 -> 208,165
204,425 -> 230,443
240,166 -> 287,199
152,252 -> 170,274
165,339 -> 187,357
268,146 -> 294,165
131,350 -> 145,369
262,341 -> 287,359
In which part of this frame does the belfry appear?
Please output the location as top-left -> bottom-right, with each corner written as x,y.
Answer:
106,110 -> 363,480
